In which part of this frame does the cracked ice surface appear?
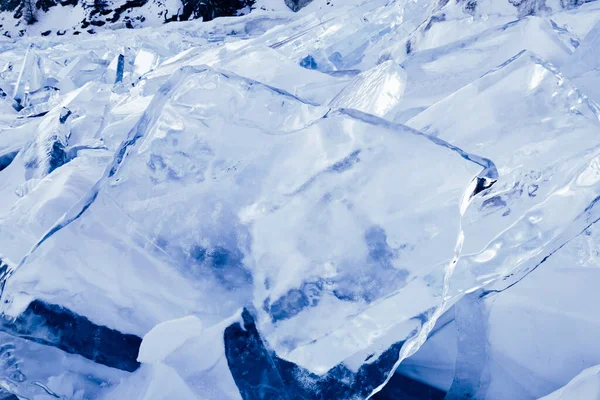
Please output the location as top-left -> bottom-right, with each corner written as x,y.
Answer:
0,0 -> 599,399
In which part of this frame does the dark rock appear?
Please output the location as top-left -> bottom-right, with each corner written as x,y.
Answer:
284,0 -> 312,12
109,0 -> 150,22
40,29 -> 51,36
0,0 -> 20,12
178,0 -> 255,22
36,0 -> 57,12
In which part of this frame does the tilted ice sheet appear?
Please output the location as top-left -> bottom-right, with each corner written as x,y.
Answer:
397,223 -> 600,399
551,0 -> 600,38
1,66 -> 489,380
329,60 -> 407,117
407,50 -> 600,299
0,83 -> 141,264
562,20 -> 600,105
220,46 -> 352,105
393,16 -> 577,122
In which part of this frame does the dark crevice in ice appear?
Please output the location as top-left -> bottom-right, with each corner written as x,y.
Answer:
23,107 -> 73,179
45,140 -> 68,175
471,176 -> 496,198
299,55 -> 318,70
114,54 -> 125,84
0,300 -> 142,372
0,391 -> 18,400
0,151 -> 18,173
224,308 -> 445,400
373,373 -> 445,400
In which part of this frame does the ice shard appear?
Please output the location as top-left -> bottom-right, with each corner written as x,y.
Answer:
0,65 -> 491,395
12,45 -> 45,109
329,60 -> 407,117
115,54 -> 125,84
407,50 -> 600,299
56,51 -> 108,91
395,223 -> 600,399
562,20 -> 600,104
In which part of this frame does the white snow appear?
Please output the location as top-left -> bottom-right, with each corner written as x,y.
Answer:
539,365 -> 600,400
138,315 -> 204,363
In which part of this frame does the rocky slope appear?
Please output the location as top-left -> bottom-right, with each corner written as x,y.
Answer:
0,0 -> 595,38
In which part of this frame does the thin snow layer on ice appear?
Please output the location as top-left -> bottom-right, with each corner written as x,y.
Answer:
539,365 -> 600,400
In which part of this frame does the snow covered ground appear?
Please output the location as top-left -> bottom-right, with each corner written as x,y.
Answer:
0,0 -> 599,398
